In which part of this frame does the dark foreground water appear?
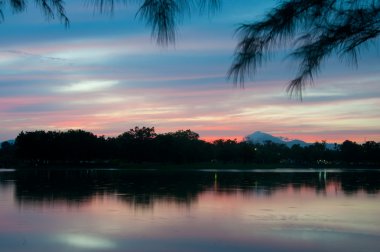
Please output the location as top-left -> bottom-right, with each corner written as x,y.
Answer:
0,168 -> 379,252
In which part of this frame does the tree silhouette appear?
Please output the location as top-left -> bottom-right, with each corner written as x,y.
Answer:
340,140 -> 362,163
0,141 -> 16,167
116,126 -> 157,162
5,128 -> 380,167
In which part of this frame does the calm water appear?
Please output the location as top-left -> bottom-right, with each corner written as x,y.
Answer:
0,168 -> 379,252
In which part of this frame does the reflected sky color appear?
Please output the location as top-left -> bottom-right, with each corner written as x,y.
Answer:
55,234 -> 116,250
0,169 -> 380,252
0,0 -> 380,142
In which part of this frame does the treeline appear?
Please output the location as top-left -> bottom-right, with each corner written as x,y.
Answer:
1,127 -> 380,168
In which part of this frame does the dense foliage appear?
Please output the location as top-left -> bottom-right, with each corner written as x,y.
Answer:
1,127 -> 379,168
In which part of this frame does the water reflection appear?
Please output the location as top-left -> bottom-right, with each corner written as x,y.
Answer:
0,169 -> 379,252
1,169 -> 379,208
56,234 -> 116,250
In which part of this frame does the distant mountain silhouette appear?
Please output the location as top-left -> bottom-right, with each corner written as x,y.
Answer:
246,131 -> 335,149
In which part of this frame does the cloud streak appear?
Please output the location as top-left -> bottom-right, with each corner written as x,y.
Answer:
0,1 -> 379,143
56,80 -> 119,93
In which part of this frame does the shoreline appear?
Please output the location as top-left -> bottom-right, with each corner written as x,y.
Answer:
2,162 -> 379,171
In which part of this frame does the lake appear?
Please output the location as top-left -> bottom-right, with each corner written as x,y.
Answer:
0,168 -> 379,252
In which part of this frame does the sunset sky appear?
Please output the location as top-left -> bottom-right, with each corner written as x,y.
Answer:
1,0 -> 379,143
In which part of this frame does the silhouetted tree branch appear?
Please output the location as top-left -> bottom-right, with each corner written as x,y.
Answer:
0,0 -> 70,27
1,0 -> 220,44
228,0 -> 380,98
85,0 -> 127,13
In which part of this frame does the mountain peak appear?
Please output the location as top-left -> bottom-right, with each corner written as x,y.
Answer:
246,131 -> 309,147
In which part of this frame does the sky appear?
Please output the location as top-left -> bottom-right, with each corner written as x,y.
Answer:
0,0 -> 379,143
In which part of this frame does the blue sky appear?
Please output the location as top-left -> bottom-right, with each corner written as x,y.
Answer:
1,0 -> 380,143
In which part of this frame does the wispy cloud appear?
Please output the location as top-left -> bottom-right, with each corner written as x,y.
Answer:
3,49 -> 67,62
56,80 -> 119,93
